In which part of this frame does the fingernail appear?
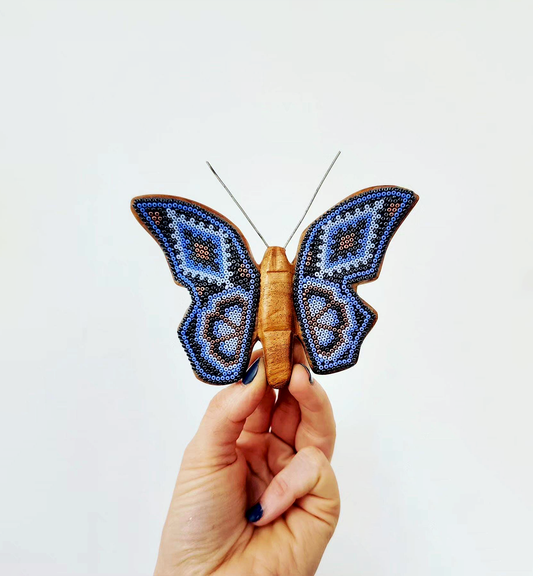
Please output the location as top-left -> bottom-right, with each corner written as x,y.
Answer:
243,358 -> 260,385
300,364 -> 314,383
245,502 -> 263,522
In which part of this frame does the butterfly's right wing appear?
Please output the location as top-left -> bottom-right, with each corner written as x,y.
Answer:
292,186 -> 418,375
131,196 -> 261,385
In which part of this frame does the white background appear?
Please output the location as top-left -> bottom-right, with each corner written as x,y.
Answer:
1,1 -> 532,575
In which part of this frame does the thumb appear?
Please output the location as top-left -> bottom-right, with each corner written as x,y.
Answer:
188,357 -> 267,466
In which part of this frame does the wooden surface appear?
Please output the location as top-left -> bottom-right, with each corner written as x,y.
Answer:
256,247 -> 297,389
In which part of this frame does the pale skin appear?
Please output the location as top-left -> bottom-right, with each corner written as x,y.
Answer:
154,343 -> 340,576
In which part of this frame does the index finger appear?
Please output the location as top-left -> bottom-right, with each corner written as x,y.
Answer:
288,364 -> 336,461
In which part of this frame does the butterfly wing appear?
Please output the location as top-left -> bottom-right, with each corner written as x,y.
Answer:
131,195 -> 260,385
293,186 -> 418,374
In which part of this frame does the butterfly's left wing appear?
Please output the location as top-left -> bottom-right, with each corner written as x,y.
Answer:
293,186 -> 418,375
132,195 -> 260,384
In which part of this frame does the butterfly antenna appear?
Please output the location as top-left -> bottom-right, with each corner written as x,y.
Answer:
206,161 -> 269,248
283,151 -> 341,249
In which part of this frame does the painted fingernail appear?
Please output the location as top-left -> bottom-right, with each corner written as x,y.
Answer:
300,364 -> 314,383
245,502 -> 263,522
243,358 -> 260,385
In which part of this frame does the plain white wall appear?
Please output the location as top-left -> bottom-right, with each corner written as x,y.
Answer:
1,1 -> 532,575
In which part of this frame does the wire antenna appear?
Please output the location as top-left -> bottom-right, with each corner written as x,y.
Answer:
206,161 -> 269,248
283,151 -> 341,249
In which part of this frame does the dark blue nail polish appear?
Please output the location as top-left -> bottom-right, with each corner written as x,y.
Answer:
245,502 -> 263,522
243,358 -> 260,385
300,364 -> 313,383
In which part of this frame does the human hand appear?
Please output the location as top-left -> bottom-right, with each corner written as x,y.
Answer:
154,343 -> 340,576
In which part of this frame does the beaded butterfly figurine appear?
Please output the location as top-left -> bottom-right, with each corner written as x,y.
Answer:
131,153 -> 418,388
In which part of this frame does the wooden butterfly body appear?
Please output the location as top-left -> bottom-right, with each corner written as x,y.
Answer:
131,186 -> 418,388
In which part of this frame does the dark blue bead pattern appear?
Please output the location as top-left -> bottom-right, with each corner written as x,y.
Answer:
293,187 -> 417,375
132,197 -> 260,384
